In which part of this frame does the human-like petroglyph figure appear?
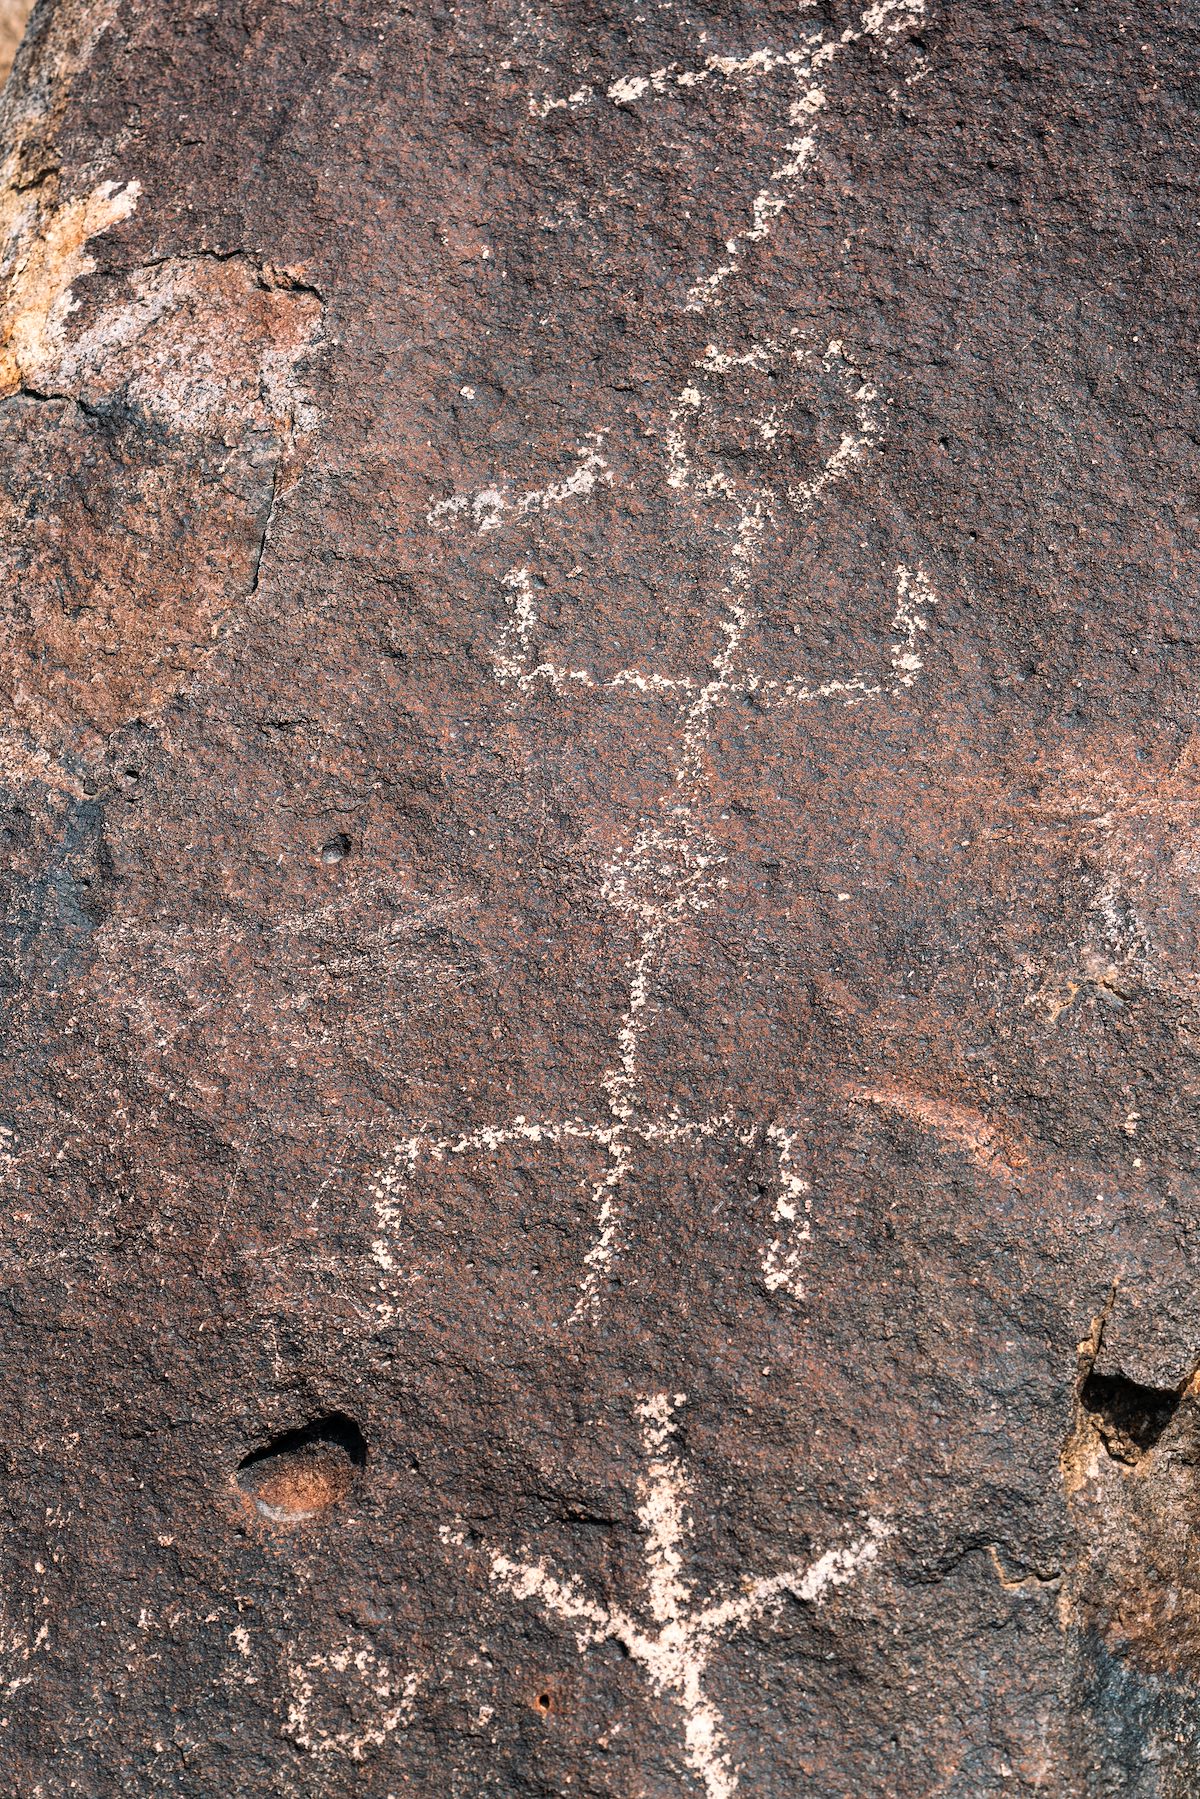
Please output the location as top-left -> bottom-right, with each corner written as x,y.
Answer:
375,1 -> 938,1315
444,1395 -> 891,1799
376,498 -> 935,1317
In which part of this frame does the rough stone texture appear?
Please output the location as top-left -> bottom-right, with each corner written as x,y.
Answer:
1,0 -> 1199,1792
0,0 -> 34,86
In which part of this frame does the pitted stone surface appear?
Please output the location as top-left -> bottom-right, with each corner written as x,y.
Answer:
2,0 -> 1199,1792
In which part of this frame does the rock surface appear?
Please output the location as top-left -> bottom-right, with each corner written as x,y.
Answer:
0,0 -> 33,86
1,0 -> 1199,1792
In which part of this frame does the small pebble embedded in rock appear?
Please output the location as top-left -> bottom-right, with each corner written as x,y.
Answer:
236,1415 -> 366,1525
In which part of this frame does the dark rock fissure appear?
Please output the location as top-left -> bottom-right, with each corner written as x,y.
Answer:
1080,1370 -> 1180,1467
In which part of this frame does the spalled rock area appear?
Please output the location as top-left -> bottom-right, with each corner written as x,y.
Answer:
0,0 -> 33,86
0,0 -> 1198,1792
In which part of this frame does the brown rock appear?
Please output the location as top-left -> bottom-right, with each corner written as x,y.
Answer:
1,0 -> 1199,1792
0,0 -> 33,88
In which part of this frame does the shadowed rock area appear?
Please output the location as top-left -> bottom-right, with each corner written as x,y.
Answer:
1,0 -> 1199,1792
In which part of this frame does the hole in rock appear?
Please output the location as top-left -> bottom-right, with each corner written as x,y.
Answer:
534,1689 -> 555,1714
236,1412 -> 366,1523
1081,1369 -> 1178,1465
321,833 -> 351,865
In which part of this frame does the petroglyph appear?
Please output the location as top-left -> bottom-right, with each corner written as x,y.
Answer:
9,0 -> 1191,1788
284,1640 -> 421,1761
527,7 -> 926,315
445,1395 -> 892,1799
380,0 -> 939,1320
760,1126 -> 813,1296
427,442 -> 611,534
398,332 -> 938,1317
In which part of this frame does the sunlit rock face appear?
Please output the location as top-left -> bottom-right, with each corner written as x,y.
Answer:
0,0 -> 33,89
1,0 -> 1198,1793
